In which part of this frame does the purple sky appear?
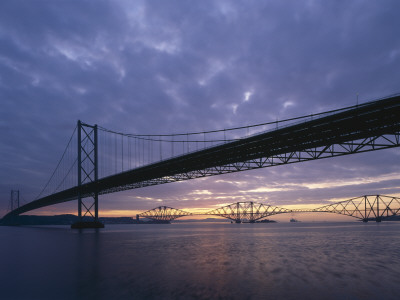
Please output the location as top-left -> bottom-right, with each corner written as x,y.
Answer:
1,0 -> 400,219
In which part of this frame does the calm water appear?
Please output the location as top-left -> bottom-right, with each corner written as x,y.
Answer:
1,222 -> 400,300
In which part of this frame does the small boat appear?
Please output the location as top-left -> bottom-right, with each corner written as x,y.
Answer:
290,218 -> 300,222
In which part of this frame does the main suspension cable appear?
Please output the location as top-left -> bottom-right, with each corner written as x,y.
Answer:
35,125 -> 78,200
97,99 -> 375,140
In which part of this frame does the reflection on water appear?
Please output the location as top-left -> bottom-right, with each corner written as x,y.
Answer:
1,222 -> 400,300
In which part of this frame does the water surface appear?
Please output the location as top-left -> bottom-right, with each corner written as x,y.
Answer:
1,222 -> 399,299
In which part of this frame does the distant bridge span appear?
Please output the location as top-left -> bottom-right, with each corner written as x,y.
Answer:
2,94 -> 400,226
138,196 -> 400,223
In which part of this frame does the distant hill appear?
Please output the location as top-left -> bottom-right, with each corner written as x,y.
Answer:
174,218 -> 277,223
3,214 -> 398,225
361,215 -> 400,222
173,218 -> 230,223
381,215 -> 400,221
1,214 -> 169,225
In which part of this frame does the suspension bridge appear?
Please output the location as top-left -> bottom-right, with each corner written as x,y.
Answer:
2,94 -> 400,227
137,195 -> 400,223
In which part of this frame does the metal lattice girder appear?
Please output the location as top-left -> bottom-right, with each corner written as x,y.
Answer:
138,206 -> 192,221
96,132 -> 400,195
313,195 -> 400,221
95,95 -> 400,195
205,201 -> 292,222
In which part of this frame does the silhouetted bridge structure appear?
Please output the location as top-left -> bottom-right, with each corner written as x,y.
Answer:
2,94 -> 400,227
137,195 -> 400,223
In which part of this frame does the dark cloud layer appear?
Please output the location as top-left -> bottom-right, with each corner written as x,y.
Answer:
1,0 -> 400,217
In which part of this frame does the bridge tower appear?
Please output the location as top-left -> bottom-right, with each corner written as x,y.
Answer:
10,190 -> 19,211
71,121 -> 104,229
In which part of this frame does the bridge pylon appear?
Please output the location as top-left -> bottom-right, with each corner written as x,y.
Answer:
10,190 -> 20,211
3,190 -> 21,225
71,120 -> 104,229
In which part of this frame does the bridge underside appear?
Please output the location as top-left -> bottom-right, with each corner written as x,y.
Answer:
96,95 -> 400,195
3,95 -> 400,222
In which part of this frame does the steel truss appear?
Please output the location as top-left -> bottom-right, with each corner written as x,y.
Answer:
137,196 -> 400,223
205,202 -> 291,223
100,132 -> 400,194
314,195 -> 400,222
97,95 -> 400,194
138,206 -> 192,221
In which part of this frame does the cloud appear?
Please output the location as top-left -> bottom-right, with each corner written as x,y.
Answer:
1,0 -> 400,217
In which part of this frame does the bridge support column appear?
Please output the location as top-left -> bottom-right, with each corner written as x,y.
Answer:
10,190 -> 20,211
72,121 -> 104,229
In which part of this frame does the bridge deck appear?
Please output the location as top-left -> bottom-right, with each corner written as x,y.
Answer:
4,94 -> 400,219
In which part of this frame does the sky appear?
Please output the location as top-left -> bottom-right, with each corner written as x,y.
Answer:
1,0 -> 400,221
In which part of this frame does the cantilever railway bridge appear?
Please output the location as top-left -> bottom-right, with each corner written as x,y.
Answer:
137,195 -> 400,223
2,94 -> 400,227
